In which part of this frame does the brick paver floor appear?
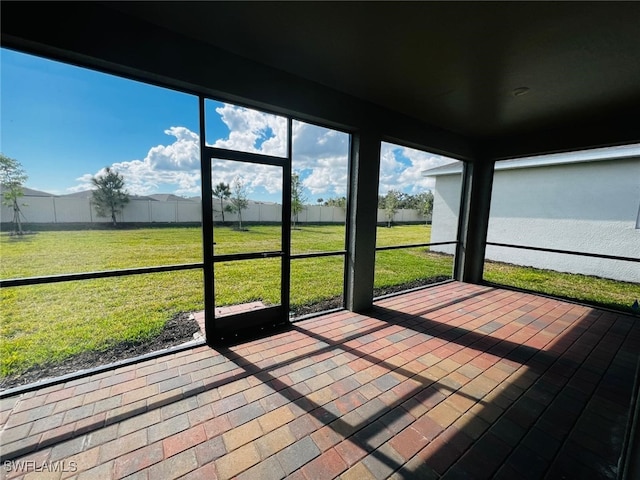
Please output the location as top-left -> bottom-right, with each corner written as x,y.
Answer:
1,281 -> 638,479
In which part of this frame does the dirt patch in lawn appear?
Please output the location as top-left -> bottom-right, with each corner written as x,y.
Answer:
0,313 -> 201,391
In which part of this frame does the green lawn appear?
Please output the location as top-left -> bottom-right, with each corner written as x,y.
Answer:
1,223 -> 637,379
483,260 -> 640,313
0,224 -> 446,377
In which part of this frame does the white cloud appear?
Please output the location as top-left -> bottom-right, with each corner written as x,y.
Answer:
301,156 -> 349,197
209,110 -> 351,200
69,127 -> 201,196
292,121 -> 348,165
68,108 -> 456,202
211,159 -> 283,197
293,121 -> 349,197
397,147 -> 453,193
378,143 -> 458,195
378,143 -> 404,194
70,104 -> 293,198
66,174 -> 94,193
210,104 -> 287,157
146,127 -> 200,170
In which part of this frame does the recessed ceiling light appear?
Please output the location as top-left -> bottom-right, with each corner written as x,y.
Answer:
512,87 -> 530,97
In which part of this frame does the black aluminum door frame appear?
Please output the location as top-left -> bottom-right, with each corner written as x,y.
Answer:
199,100 -> 292,344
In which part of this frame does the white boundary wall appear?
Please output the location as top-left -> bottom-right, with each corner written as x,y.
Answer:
428,157 -> 640,282
1,198 -> 429,225
0,198 -> 203,224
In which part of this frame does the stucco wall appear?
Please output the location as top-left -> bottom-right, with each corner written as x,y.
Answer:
429,175 -> 462,254
429,157 -> 640,282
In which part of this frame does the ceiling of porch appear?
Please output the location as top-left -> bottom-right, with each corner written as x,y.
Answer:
3,1 -> 640,159
106,1 -> 640,157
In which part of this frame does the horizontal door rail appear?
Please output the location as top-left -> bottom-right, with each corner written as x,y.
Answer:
0,263 -> 204,288
375,241 -> 458,252
486,242 -> 640,263
291,250 -> 347,260
205,146 -> 287,166
213,251 -> 283,262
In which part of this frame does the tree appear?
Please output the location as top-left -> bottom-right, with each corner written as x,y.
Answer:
291,172 -> 307,229
230,176 -> 249,230
384,190 -> 400,227
91,167 -> 130,226
212,182 -> 231,223
398,192 -> 417,209
416,190 -> 434,224
0,154 -> 28,235
324,197 -> 347,209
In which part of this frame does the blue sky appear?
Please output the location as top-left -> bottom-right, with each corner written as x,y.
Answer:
1,48 -> 454,202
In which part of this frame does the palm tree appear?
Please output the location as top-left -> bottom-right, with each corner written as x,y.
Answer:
213,182 -> 231,223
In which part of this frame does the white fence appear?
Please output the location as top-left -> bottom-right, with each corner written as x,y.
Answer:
1,196 -> 430,225
0,197 -> 202,224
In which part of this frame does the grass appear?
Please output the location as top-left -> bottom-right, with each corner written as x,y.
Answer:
484,260 -> 640,313
1,228 -> 203,278
1,223 -> 637,379
1,271 -> 204,378
0,224 -> 442,377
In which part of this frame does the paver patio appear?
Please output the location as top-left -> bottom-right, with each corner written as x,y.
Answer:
0,281 -> 638,479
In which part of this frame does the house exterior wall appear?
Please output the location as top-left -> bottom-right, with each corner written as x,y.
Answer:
430,157 -> 640,283
430,175 -> 462,253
